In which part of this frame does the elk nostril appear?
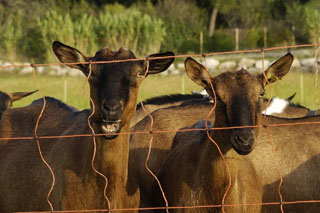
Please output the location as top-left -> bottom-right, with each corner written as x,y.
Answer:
103,102 -> 122,114
235,135 -> 251,146
103,104 -> 112,112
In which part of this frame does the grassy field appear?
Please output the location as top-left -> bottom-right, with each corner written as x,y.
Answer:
1,70 -> 319,110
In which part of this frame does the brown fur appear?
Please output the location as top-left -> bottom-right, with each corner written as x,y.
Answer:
151,54 -> 295,212
0,41 -> 174,211
263,95 -> 310,118
129,85 -> 312,209
154,54 -> 320,212
131,94 -> 210,127
129,103 -> 215,208
0,90 -> 37,119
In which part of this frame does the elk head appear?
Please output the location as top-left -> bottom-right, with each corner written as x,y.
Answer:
52,41 -> 174,139
185,53 -> 293,155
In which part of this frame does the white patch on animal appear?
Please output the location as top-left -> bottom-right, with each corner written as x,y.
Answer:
192,89 -> 214,103
262,97 -> 289,115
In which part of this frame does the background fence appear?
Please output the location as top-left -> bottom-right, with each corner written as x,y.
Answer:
0,43 -> 320,212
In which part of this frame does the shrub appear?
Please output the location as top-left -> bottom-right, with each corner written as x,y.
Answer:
155,0 -> 207,54
160,21 -> 201,54
205,31 -> 234,52
94,8 -> 166,56
244,29 -> 264,49
35,11 -> 75,62
0,13 -> 23,61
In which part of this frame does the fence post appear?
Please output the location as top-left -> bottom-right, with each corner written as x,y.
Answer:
291,26 -> 296,46
264,27 -> 267,48
235,28 -> 239,51
200,31 -> 203,54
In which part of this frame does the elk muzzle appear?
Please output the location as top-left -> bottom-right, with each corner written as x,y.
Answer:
100,99 -> 124,139
230,128 -> 255,155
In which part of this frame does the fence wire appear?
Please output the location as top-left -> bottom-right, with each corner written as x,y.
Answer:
0,43 -> 320,212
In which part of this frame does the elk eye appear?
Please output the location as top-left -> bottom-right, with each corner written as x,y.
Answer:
260,91 -> 265,97
136,71 -> 144,78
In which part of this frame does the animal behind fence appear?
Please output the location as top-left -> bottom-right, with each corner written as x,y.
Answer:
151,53 -> 320,212
129,58 -> 315,212
0,90 -> 38,119
0,40 -> 174,211
1,43 -> 320,213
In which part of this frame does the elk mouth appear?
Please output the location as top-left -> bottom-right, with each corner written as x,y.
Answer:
232,143 -> 253,155
101,119 -> 121,139
230,131 -> 255,155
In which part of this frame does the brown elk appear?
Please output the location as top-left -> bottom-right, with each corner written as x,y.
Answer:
152,54 -> 320,212
0,90 -> 38,118
0,41 -> 174,211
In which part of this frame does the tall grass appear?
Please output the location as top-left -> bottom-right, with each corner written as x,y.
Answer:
95,7 -> 165,56
2,6 -> 166,63
1,71 -> 319,111
0,13 -> 23,61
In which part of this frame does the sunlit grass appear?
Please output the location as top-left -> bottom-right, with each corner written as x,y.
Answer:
265,70 -> 320,110
1,70 -> 319,111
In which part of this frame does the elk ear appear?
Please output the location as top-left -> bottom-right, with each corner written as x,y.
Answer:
286,92 -> 296,102
52,41 -> 89,76
260,53 -> 293,85
145,52 -> 175,75
185,57 -> 211,88
10,90 -> 38,102
0,91 -> 11,111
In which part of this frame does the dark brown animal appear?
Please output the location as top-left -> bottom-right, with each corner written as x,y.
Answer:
262,93 -> 311,118
0,90 -> 37,118
129,102 -> 215,209
153,54 -> 320,212
0,96 -> 78,147
131,93 -> 210,127
0,41 -> 174,211
151,54 -> 293,212
129,85 -> 311,209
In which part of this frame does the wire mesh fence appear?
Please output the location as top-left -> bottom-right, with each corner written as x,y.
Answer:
0,43 -> 320,212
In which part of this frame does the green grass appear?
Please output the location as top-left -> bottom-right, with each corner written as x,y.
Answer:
264,70 -> 320,110
1,70 -> 319,111
0,74 -> 91,110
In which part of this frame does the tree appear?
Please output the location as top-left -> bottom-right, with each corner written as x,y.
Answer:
207,0 -> 236,37
304,0 -> 320,44
285,1 -> 309,44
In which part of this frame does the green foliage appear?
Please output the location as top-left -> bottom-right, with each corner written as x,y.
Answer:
204,31 -> 234,52
0,12 -> 23,61
35,11 -> 75,62
103,2 -> 127,13
285,2 -> 309,44
19,27 -> 48,63
17,6 -> 165,62
304,1 -> 320,44
95,7 -> 166,56
0,0 -> 319,62
244,29 -> 264,49
73,14 -> 97,55
160,21 -> 200,53
155,0 -> 206,53
0,1 -> 167,62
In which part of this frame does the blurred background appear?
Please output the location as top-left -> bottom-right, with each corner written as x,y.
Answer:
0,0 -> 319,110
1,0 -> 320,61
